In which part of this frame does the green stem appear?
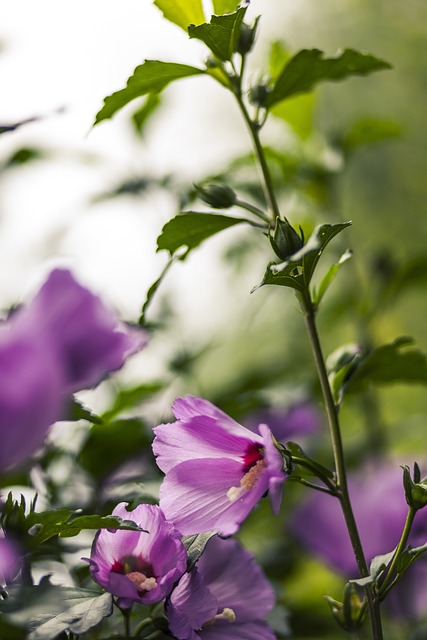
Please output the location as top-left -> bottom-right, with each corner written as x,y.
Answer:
134,617 -> 153,636
122,607 -> 131,638
235,198 -> 271,224
302,301 -> 383,640
379,506 -> 416,599
233,92 -> 281,222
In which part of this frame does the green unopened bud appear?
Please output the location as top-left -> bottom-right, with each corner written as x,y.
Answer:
325,583 -> 366,633
195,183 -> 236,209
237,18 -> 260,56
270,217 -> 304,261
248,83 -> 270,108
403,464 -> 427,510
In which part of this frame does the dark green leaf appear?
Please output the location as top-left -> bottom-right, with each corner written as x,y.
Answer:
131,93 -> 162,136
154,0 -> 205,31
94,61 -> 205,125
79,418 -> 152,482
25,509 -> 143,547
157,212 -> 250,257
346,337 -> 427,393
301,222 -> 352,286
183,531 -> 218,571
102,383 -> 164,421
266,49 -> 392,108
0,583 -> 113,640
253,260 -> 304,293
188,8 -> 247,61
67,398 -> 103,425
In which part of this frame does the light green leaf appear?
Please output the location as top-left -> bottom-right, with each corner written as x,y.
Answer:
188,7 -> 247,61
131,93 -> 162,136
102,383 -> 165,421
314,248 -> 353,307
267,48 -> 392,108
94,61 -> 204,125
154,0 -> 205,31
157,212 -> 251,257
346,337 -> 427,393
183,531 -> 218,571
212,0 -> 240,14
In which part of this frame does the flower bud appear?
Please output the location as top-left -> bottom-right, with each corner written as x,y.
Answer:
248,83 -> 270,108
403,464 -> 427,511
195,182 -> 236,209
270,217 -> 304,261
237,19 -> 259,56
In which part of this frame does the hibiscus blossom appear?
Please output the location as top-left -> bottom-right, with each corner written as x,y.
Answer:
167,535 -> 276,640
152,396 -> 285,536
87,503 -> 187,608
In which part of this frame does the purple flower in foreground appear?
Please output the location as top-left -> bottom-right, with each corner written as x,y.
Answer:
167,536 -> 276,640
0,537 -> 21,585
0,322 -> 63,469
0,268 -> 146,470
88,503 -> 187,607
291,462 -> 427,620
16,268 -> 147,393
153,396 -> 284,536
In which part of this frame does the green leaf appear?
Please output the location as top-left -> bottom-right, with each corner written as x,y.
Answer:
183,531 -> 218,571
131,93 -> 162,136
67,398 -> 103,425
153,0 -> 205,31
350,550 -> 394,587
157,212 -> 250,257
253,260 -> 304,293
313,248 -> 353,307
346,337 -> 427,393
25,509 -> 143,547
139,257 -> 176,326
79,418 -> 152,482
212,0 -> 240,14
271,92 -> 315,139
188,7 -> 247,61
327,343 -> 362,404
102,383 -> 164,421
342,117 -> 401,150
266,48 -> 392,107
94,61 -> 205,125
0,583 -> 113,640
301,222 -> 352,286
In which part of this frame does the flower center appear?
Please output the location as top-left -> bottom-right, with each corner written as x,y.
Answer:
111,556 -> 158,594
242,442 -> 264,472
227,458 -> 266,502
205,608 -> 236,626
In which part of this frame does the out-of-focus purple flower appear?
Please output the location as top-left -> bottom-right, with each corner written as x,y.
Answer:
167,535 -> 276,640
246,402 -> 321,442
87,503 -> 187,607
0,537 -> 21,585
291,462 -> 427,620
16,268 -> 147,393
0,322 -> 64,469
152,396 -> 285,536
0,268 -> 147,471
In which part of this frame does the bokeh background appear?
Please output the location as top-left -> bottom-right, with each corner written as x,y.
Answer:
1,0 -> 427,638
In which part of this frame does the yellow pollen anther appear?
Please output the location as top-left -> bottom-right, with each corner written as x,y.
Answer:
126,571 -> 157,592
206,608 -> 236,626
227,459 -> 266,502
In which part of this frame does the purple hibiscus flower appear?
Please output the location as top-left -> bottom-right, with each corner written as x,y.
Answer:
16,268 -> 147,393
0,268 -> 146,470
0,320 -> 63,469
167,535 -> 276,640
0,537 -> 21,585
87,503 -> 187,607
291,462 -> 427,620
152,396 -> 285,536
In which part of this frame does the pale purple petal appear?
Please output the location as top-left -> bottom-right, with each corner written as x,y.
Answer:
0,537 -> 21,584
259,423 -> 285,514
0,326 -> 64,470
153,415 -> 261,474
168,569 -> 218,640
172,396 -> 250,438
159,458 -> 270,536
198,537 -> 275,621
18,269 -> 147,393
